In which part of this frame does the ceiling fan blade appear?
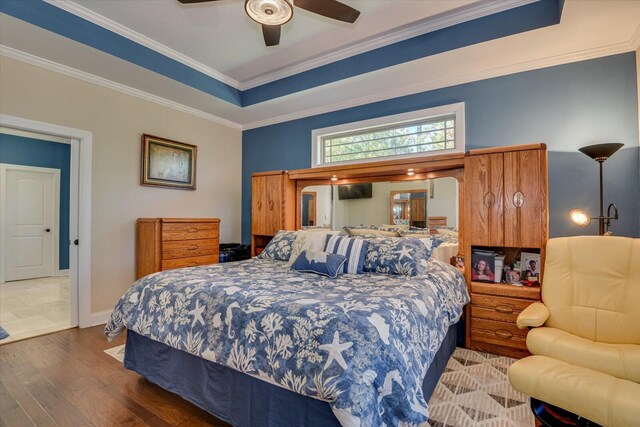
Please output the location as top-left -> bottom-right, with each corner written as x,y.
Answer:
295,0 -> 360,23
177,0 -> 220,4
262,24 -> 281,46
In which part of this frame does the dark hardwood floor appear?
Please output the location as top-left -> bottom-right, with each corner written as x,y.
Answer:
0,326 -> 231,426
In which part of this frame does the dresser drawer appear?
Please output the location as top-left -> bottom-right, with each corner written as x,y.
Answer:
471,320 -> 528,349
470,294 -> 531,322
162,239 -> 218,260
161,254 -> 218,271
471,318 -> 528,338
162,222 -> 219,241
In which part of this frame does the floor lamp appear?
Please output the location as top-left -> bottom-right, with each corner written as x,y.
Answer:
569,143 -> 623,235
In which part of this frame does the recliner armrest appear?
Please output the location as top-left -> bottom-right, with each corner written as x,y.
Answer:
516,302 -> 549,329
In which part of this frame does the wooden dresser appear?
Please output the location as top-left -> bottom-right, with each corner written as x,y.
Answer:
464,144 -> 548,358
136,218 -> 220,279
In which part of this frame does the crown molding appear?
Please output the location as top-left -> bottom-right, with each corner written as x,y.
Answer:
0,45 -> 243,130
44,0 -> 241,89
238,0 -> 539,89
631,24 -> 640,50
44,0 -> 537,92
243,39 -> 638,130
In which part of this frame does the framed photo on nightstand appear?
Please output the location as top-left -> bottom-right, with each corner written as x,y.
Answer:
471,253 -> 495,283
521,252 -> 541,281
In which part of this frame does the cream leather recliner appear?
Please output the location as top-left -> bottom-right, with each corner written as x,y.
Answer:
508,236 -> 640,427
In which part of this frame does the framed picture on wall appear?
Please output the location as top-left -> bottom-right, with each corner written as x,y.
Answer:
141,134 -> 197,190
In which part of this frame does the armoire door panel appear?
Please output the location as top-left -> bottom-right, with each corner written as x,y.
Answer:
504,150 -> 544,247
466,153 -> 504,246
252,176 -> 267,235
265,174 -> 283,235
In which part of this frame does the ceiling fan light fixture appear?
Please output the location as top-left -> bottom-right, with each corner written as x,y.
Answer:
244,0 -> 293,26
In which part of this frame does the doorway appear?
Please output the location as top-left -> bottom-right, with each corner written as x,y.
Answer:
2,165 -> 60,281
0,128 -> 75,343
302,191 -> 317,227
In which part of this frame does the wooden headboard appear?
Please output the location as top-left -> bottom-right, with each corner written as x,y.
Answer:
428,216 -> 447,231
287,152 -> 465,256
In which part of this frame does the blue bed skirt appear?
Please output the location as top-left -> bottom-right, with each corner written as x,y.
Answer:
124,323 -> 458,427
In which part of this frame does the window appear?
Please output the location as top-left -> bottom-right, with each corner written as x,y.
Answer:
312,103 -> 464,167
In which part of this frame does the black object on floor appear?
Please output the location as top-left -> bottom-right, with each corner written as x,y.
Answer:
531,398 -> 601,427
219,243 -> 251,263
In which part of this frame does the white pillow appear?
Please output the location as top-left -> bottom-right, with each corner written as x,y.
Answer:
381,224 -> 410,230
288,230 -> 332,266
434,228 -> 458,237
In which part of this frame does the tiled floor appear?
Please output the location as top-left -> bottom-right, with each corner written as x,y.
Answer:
0,276 -> 73,344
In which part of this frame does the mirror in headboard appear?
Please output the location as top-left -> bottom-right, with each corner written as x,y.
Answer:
300,185 -> 332,228
390,188 -> 427,228
332,177 -> 458,232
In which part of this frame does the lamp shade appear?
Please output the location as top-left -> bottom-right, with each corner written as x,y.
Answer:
569,209 -> 591,226
578,143 -> 624,162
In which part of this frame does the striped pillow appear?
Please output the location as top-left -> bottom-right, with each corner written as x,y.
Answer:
324,235 -> 369,274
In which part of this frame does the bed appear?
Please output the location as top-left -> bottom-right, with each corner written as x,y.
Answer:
106,256 -> 469,427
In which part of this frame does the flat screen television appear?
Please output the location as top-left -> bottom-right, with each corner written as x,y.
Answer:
338,183 -> 373,200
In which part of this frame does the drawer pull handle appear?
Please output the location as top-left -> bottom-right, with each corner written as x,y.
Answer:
187,227 -> 198,233
188,245 -> 199,251
495,330 -> 513,339
268,200 -> 274,210
257,200 -> 262,211
495,305 -> 513,314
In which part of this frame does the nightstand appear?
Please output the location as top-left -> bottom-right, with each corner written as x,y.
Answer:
468,281 -> 540,358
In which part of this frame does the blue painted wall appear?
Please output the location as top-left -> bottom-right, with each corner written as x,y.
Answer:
0,134 -> 70,270
243,53 -> 639,243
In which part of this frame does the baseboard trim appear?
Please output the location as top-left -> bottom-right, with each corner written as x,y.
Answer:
56,269 -> 70,276
90,309 -> 112,327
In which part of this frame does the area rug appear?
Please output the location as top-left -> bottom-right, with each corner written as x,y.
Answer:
104,345 -> 534,426
104,344 -> 126,362
428,348 -> 534,426
0,326 -> 9,340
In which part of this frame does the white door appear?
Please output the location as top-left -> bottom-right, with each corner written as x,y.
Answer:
2,166 -> 59,281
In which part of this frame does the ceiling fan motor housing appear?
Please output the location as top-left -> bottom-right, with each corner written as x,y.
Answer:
244,0 -> 294,26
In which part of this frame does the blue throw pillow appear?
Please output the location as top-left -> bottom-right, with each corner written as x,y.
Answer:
291,250 -> 347,278
324,234 -> 369,274
258,230 -> 297,261
364,237 -> 442,276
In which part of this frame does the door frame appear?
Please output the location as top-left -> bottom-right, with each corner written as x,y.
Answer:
0,164 -> 61,282
0,114 -> 92,328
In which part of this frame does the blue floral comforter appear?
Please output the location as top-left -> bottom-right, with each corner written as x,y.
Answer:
105,258 -> 469,427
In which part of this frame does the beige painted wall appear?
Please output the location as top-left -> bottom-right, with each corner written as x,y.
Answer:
0,57 -> 242,315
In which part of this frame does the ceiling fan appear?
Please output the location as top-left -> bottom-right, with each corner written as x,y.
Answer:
177,0 -> 361,46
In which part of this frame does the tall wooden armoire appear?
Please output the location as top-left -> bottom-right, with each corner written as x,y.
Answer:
464,143 -> 549,358
251,171 -> 296,256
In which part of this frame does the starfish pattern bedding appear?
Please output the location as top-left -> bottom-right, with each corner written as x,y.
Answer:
105,257 -> 469,427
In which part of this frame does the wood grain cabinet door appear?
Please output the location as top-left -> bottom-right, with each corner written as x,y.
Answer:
265,174 -> 283,235
252,176 -> 267,235
504,149 -> 547,248
465,153 -> 504,246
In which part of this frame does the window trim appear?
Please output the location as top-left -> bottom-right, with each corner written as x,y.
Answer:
311,102 -> 465,168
